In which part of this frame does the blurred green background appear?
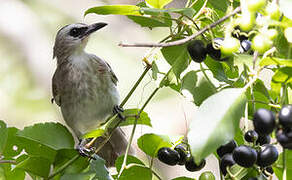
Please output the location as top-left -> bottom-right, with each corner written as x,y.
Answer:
0,0 -> 220,179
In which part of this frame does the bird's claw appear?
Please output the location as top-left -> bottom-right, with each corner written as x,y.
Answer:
77,144 -> 96,160
113,105 -> 125,120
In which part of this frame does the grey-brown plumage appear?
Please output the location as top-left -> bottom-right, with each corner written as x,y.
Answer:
52,23 -> 129,166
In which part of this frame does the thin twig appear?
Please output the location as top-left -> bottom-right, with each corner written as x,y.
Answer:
0,160 -> 17,164
119,7 -> 241,48
120,64 -> 151,107
47,155 -> 80,179
118,87 -> 160,178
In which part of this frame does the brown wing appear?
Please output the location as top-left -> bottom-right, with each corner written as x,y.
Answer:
52,71 -> 61,106
105,61 -> 118,85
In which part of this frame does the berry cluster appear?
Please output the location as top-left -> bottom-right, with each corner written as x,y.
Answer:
157,144 -> 206,172
276,105 -> 292,149
187,0 -> 282,64
187,35 -> 252,64
253,105 -> 292,149
216,106 -> 292,178
217,138 -> 277,179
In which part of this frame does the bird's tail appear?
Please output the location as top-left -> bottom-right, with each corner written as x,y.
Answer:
95,128 -> 134,167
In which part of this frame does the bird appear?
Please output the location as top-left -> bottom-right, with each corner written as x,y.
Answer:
52,22 -> 130,166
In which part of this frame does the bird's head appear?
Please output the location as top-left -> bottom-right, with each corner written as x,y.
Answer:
53,22 -> 107,60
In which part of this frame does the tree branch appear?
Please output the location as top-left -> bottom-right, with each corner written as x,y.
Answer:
119,7 -> 241,48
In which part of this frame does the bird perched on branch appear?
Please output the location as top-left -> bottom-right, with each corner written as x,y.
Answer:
52,22 -> 129,166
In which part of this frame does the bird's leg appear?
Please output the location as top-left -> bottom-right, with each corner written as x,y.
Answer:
77,138 -> 96,159
113,105 -> 125,120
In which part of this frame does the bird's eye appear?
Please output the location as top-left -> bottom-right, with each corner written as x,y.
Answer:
69,28 -> 82,37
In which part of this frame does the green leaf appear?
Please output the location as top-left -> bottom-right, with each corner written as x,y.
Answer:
253,79 -> 271,100
16,122 -> 74,150
234,54 -> 254,68
161,44 -> 190,78
273,150 -> 292,180
2,127 -> 24,158
115,155 -> 145,172
85,5 -> 140,16
119,165 -> 152,180
140,7 -> 196,18
89,154 -> 112,180
272,67 -> 292,83
160,70 -> 180,89
172,177 -> 195,180
204,57 -> 229,83
16,156 -> 51,178
152,61 -> 159,80
61,173 -> 94,180
259,57 -> 292,67
182,72 -> 217,106
145,0 -> 173,9
137,133 -> 172,157
84,109 -> 151,139
127,14 -> 172,28
0,164 -> 25,180
191,0 -> 207,15
120,109 -> 152,127
61,154 -> 112,180
274,27 -> 292,58
208,0 -> 228,12
53,149 -> 89,175
0,120 -> 8,155
188,88 -> 247,163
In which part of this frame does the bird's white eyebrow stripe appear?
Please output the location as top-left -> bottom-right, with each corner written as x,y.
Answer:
58,23 -> 87,33
58,24 -> 70,32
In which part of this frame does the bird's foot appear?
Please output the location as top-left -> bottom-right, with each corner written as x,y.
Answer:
77,140 -> 96,160
113,105 -> 125,120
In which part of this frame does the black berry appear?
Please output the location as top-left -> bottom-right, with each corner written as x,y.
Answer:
157,147 -> 180,166
279,105 -> 292,128
185,155 -> 206,172
256,144 -> 278,167
276,128 -> 292,149
174,144 -> 187,165
244,130 -> 258,143
253,108 -> 276,135
216,140 -> 237,158
232,145 -> 257,168
206,38 -> 224,61
256,134 -> 271,145
187,40 -> 207,63
220,153 -> 236,175
239,40 -> 252,52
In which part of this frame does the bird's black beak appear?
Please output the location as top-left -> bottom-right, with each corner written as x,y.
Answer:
83,22 -> 107,37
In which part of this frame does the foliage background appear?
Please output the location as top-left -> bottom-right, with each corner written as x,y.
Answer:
0,0 -> 223,179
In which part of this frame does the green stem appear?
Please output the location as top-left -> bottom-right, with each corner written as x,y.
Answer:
120,65 -> 151,107
247,100 -> 281,109
47,154 -> 80,179
125,163 -> 162,180
200,63 -> 217,92
283,148 -> 287,180
250,84 -> 256,114
118,87 -> 160,178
